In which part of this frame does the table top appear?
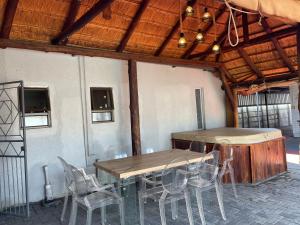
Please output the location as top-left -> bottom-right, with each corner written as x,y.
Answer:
94,149 -> 208,179
172,127 -> 282,145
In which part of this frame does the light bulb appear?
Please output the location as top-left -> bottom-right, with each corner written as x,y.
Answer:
178,32 -> 187,48
212,42 -> 220,54
202,7 -> 212,23
186,5 -> 194,17
196,29 -> 204,43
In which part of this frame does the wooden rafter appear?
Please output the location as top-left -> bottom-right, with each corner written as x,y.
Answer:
0,38 -> 220,70
232,72 -> 298,88
52,0 -> 114,45
60,0 -> 81,45
238,48 -> 263,78
181,4 -> 227,59
241,12 -> 249,42
220,65 -> 235,83
0,0 -> 19,38
154,0 -> 197,56
117,0 -> 150,52
261,18 -> 295,73
190,26 -> 297,58
219,68 -> 235,109
238,15 -> 263,79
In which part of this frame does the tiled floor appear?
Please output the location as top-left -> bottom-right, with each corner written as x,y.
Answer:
2,163 -> 300,225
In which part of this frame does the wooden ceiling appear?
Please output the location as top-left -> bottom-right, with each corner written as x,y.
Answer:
0,0 -> 298,88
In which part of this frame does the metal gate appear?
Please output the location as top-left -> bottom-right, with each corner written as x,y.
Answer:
0,81 -> 29,217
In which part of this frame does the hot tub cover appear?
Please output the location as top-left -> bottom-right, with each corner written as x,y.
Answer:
172,127 -> 282,145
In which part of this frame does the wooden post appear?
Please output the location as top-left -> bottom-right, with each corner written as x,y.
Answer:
128,60 -> 141,156
297,23 -> 300,113
233,89 -> 239,128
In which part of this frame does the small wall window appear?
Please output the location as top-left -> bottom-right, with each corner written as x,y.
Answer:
19,87 -> 51,128
90,87 -> 114,123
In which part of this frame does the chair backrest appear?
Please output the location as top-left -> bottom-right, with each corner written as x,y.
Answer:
161,157 -> 189,194
188,141 -> 206,153
69,164 -> 89,197
58,156 -> 73,188
197,150 -> 220,184
213,139 -> 233,162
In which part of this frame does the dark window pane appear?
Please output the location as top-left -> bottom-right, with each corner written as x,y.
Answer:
23,89 -> 50,113
90,88 -> 113,110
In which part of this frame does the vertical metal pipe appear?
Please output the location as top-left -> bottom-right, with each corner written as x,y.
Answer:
265,92 -> 270,128
256,92 -> 261,128
20,81 -> 29,217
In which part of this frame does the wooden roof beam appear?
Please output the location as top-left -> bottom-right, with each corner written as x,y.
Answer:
117,0 -> 150,52
181,4 -> 227,59
261,18 -> 295,73
52,0 -> 114,45
232,72 -> 298,88
242,12 -> 249,42
189,26 -> 297,58
237,48 -> 263,78
154,0 -> 197,56
0,38 -> 220,70
219,69 -> 235,109
59,0 -> 81,45
0,0 -> 19,38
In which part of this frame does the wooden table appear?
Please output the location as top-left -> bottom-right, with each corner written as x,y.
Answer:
94,149 -> 208,179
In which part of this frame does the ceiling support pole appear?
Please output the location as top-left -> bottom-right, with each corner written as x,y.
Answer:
297,24 -> 300,114
128,60 -> 141,156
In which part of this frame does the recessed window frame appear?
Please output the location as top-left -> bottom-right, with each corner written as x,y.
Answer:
90,87 -> 115,123
19,87 -> 52,129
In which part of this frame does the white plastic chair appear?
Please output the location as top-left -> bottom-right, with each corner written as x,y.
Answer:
58,157 -> 115,224
69,164 -> 125,225
215,141 -> 238,198
188,141 -> 207,153
138,157 -> 194,225
188,150 -> 226,225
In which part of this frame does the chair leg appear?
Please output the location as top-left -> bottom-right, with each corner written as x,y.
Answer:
60,191 -> 69,222
159,199 -> 167,225
138,192 -> 144,225
215,181 -> 227,221
228,164 -> 238,198
195,189 -> 206,225
69,199 -> 78,225
101,206 -> 106,225
184,189 -> 194,225
86,209 -> 92,225
119,198 -> 125,225
171,199 -> 178,220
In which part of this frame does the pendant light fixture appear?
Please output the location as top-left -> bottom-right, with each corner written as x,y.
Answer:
185,0 -> 194,17
178,32 -> 187,48
212,3 -> 220,54
195,2 -> 204,43
178,0 -> 187,48
202,0 -> 212,23
196,29 -> 204,43
212,41 -> 220,54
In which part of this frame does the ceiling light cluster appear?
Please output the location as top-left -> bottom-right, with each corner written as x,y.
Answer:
178,0 -> 220,54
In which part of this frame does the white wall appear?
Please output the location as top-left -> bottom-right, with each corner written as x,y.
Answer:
0,48 -> 225,202
138,63 -> 225,152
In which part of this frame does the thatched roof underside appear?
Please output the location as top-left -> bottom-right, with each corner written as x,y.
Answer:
0,0 -> 298,86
